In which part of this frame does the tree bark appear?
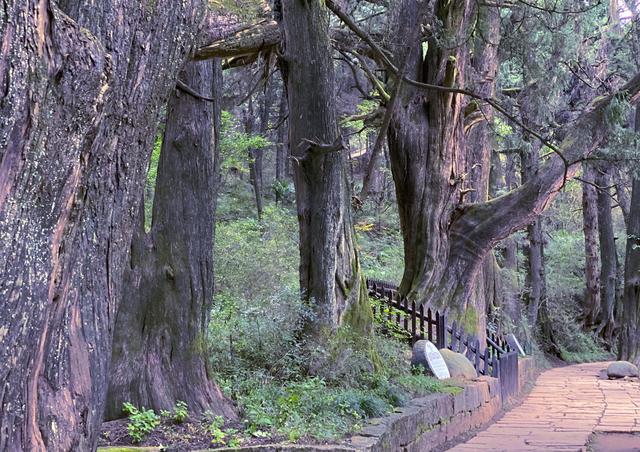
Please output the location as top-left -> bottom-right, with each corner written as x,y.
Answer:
581,162 -> 601,327
387,0 -> 481,331
596,165 -> 618,344
520,142 -> 546,326
619,176 -> 640,364
619,107 -> 640,363
281,0 -> 371,340
0,0 -> 205,449
245,97 -> 265,220
466,3 -> 502,326
387,4 -> 640,332
275,89 -> 289,204
614,166 -> 631,228
501,152 -> 520,273
106,61 -> 235,420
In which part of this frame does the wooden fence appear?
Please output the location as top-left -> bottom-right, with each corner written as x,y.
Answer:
367,279 -> 520,400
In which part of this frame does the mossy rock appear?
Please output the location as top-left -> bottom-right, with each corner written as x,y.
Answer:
439,348 -> 477,379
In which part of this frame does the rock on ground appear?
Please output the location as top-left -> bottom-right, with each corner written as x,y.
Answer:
606,361 -> 639,379
440,348 -> 477,379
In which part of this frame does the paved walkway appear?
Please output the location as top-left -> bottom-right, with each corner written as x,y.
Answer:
449,362 -> 640,451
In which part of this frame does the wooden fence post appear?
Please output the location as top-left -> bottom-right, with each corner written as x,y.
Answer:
436,311 -> 447,349
411,301 -> 416,339
473,338 -> 480,371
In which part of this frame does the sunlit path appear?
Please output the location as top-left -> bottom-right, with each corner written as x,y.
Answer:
449,362 -> 640,451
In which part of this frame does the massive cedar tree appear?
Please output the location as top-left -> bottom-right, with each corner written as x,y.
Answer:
0,0 -> 208,449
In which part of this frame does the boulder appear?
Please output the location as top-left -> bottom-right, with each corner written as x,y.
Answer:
411,340 -> 450,379
607,361 -> 639,379
440,348 -> 477,379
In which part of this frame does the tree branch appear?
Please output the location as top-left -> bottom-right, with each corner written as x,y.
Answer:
324,0 -> 572,188
176,80 -> 215,102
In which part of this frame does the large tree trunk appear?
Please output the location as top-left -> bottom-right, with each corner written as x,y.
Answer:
596,165 -> 618,344
619,108 -> 640,364
105,61 -> 235,420
386,0 -> 640,336
386,0 -> 640,331
0,0 -> 205,449
619,176 -> 640,365
466,3 -> 502,327
581,162 -> 601,327
520,143 -> 546,326
387,0 -> 480,330
281,0 -> 371,340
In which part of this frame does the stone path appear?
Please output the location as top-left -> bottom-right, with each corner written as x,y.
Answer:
449,362 -> 640,451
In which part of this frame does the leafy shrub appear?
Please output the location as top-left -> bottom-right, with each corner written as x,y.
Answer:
173,400 -> 188,423
206,414 -> 226,445
122,402 -> 160,443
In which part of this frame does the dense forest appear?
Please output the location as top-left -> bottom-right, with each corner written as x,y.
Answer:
1,0 -> 640,450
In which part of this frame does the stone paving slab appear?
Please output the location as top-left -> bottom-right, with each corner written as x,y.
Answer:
448,362 -> 640,451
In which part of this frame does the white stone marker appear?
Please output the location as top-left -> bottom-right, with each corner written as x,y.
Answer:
506,333 -> 526,356
411,339 -> 450,379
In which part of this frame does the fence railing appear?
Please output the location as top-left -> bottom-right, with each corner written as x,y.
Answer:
367,279 -> 520,400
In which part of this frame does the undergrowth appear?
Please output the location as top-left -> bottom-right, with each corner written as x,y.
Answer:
210,203 -> 455,442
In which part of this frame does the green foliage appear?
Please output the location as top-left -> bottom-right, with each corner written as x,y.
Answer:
271,179 -> 295,203
545,230 -> 585,301
211,206 -> 303,379
369,297 -> 411,341
210,206 -> 451,442
206,414 -> 226,445
144,135 -> 162,232
220,110 -> 271,175
493,117 -> 514,139
172,400 -> 188,423
208,0 -> 266,21
342,99 -> 378,132
355,204 -> 404,283
122,403 -> 160,443
201,411 -> 242,447
541,230 -> 612,363
358,230 -> 404,283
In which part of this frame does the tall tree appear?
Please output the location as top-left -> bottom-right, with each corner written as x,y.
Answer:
375,0 -> 640,335
595,164 -> 618,343
245,97 -> 265,219
274,89 -> 289,204
620,170 -> 640,364
466,3 -> 503,325
281,0 -> 372,342
387,0 -> 476,325
105,61 -> 235,420
0,0 -> 205,449
618,107 -> 640,365
521,143 -> 546,326
581,162 -> 601,326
